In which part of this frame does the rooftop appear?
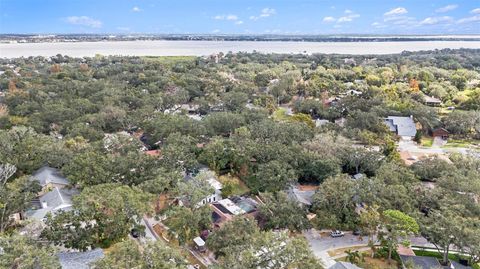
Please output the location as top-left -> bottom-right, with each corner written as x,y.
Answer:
385,116 -> 417,137
329,261 -> 363,269
32,166 -> 69,187
399,255 -> 442,269
57,249 -> 104,269
216,198 -> 245,215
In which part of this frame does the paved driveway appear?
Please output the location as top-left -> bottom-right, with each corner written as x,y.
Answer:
303,229 -> 371,267
303,229 -> 433,268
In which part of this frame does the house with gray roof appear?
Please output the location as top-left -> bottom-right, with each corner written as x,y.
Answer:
57,249 -> 104,269
32,166 -> 70,190
399,255 -> 443,269
384,116 -> 417,138
27,187 -> 78,221
287,186 -> 315,206
329,261 -> 363,269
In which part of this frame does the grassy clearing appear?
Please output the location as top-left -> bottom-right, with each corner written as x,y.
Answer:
443,139 -> 480,148
420,137 -> 433,147
413,249 -> 469,262
141,56 -> 196,64
272,108 -> 289,121
413,249 -> 477,268
218,174 -> 250,196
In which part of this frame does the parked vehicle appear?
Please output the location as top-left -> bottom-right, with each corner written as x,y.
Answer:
131,229 -> 140,238
330,230 -> 345,237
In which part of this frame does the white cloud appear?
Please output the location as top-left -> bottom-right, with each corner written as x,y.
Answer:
212,29 -> 221,33
338,13 -> 360,23
371,22 -> 387,29
214,14 -> 238,21
435,4 -> 458,13
323,16 -> 336,23
457,15 -> 480,24
132,6 -> 142,12
323,10 -> 359,24
384,7 -> 408,16
65,16 -> 102,28
235,20 -> 244,25
470,8 -> 480,14
419,16 -> 453,25
250,7 -> 276,20
116,26 -> 131,31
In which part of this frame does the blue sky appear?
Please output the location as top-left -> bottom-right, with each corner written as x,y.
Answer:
1,0 -> 479,34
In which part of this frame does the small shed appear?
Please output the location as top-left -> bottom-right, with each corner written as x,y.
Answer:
432,128 -> 449,140
193,237 -> 206,252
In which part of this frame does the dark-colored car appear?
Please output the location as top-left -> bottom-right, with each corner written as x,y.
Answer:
131,229 -> 140,238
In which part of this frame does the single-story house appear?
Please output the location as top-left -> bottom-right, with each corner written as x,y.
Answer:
210,196 -> 258,227
287,186 -> 315,207
423,95 -> 442,106
57,249 -> 104,269
399,255 -> 442,269
432,128 -> 449,140
384,116 -> 417,138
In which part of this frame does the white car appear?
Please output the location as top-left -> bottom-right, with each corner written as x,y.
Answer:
330,230 -> 345,237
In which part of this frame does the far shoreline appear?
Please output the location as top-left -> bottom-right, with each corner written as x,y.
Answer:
1,40 -> 480,58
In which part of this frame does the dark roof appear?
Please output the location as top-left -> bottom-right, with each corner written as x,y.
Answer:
329,261 -> 363,269
432,128 -> 449,134
400,255 -> 442,269
449,261 -> 472,269
212,202 -> 231,214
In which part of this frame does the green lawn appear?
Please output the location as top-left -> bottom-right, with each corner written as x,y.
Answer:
140,56 -> 196,64
442,139 -> 480,148
218,174 -> 250,196
420,137 -> 433,147
272,108 -> 289,121
413,249 -> 478,268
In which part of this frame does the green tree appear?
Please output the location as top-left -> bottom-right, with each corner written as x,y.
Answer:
421,209 -> 461,265
42,183 -> 154,250
0,171 -> 41,232
0,234 -> 61,269
359,205 -> 381,257
379,210 -> 419,262
312,174 -> 358,229
258,192 -> 311,232
207,216 -> 259,258
95,239 -> 188,269
252,160 -> 296,192
164,205 -> 212,245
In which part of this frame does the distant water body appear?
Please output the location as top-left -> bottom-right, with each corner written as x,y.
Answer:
1,40 -> 480,58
